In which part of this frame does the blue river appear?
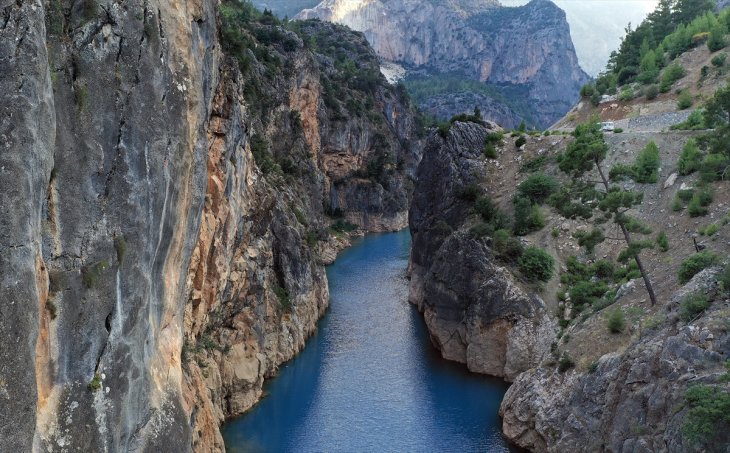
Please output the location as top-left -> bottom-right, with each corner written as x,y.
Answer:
223,230 -> 515,452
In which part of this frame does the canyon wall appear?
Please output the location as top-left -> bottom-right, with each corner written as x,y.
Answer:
0,2 -> 420,451
408,122 -> 555,380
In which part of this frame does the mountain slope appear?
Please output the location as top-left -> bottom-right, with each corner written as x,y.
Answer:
297,0 -> 589,128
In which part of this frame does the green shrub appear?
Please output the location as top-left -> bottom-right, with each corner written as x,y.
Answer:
273,283 -> 292,311
470,222 -> 492,238
688,194 -> 709,217
515,136 -> 527,148
519,155 -> 547,173
679,251 -> 719,284
682,383 -> 730,446
574,229 -> 605,254
718,263 -> 730,294
88,373 -> 102,392
569,280 -> 609,308
433,220 -> 453,236
518,246 -> 554,282
114,236 -> 127,264
660,63 -> 686,92
82,261 -> 108,289
680,293 -> 711,321
250,134 -> 278,175
474,197 -> 497,221
484,143 -> 497,159
645,84 -> 659,100
707,26 -> 727,52
699,153 -> 730,182
633,141 -> 661,183
677,90 -> 693,110
711,53 -> 727,67
607,309 -> 625,333
613,128 -> 624,133
331,219 -> 357,233
656,231 -> 669,251
619,87 -> 634,102
677,139 -> 702,175
492,229 -> 524,263
671,109 -> 706,130
459,184 -> 481,201
437,123 -> 451,138
513,197 -> 545,235
46,300 -> 58,320
558,353 -> 575,373
517,173 -> 560,204
580,84 -> 596,97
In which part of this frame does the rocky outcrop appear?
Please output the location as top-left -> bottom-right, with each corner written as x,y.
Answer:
298,0 -> 590,128
408,122 -> 554,380
0,2 -> 420,451
500,269 -> 730,452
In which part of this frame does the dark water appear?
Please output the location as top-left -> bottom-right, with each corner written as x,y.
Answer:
223,230 -> 514,453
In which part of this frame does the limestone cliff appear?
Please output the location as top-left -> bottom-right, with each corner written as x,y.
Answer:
0,1 -> 420,451
408,122 -> 555,380
298,0 -> 590,128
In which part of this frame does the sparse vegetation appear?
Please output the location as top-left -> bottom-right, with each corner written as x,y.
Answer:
515,135 -> 527,148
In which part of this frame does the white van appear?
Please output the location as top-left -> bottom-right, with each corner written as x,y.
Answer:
601,121 -> 615,132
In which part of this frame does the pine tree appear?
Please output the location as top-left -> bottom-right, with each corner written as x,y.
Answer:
558,120 -> 658,306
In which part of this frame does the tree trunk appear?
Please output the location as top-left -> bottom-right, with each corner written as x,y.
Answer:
595,159 -> 658,306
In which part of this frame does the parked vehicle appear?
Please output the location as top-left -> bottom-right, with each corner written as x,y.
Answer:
601,121 -> 615,132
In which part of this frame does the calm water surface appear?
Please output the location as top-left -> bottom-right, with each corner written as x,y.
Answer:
223,230 -> 514,452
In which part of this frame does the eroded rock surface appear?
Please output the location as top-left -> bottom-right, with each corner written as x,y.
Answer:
0,3 -> 420,451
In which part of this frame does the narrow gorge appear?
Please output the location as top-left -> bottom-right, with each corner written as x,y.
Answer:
2,0 -> 730,452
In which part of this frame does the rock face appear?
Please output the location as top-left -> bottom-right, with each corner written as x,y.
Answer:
298,0 -> 590,128
408,122 -> 554,380
500,269 -> 730,452
0,2 -> 420,451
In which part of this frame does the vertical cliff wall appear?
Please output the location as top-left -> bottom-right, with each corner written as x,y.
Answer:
408,122 -> 554,380
0,2 -> 420,451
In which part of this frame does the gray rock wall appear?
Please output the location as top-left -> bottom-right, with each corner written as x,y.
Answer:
408,122 -> 555,381
0,3 -> 421,451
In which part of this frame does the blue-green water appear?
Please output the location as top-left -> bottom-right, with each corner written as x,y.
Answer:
223,230 -> 514,452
